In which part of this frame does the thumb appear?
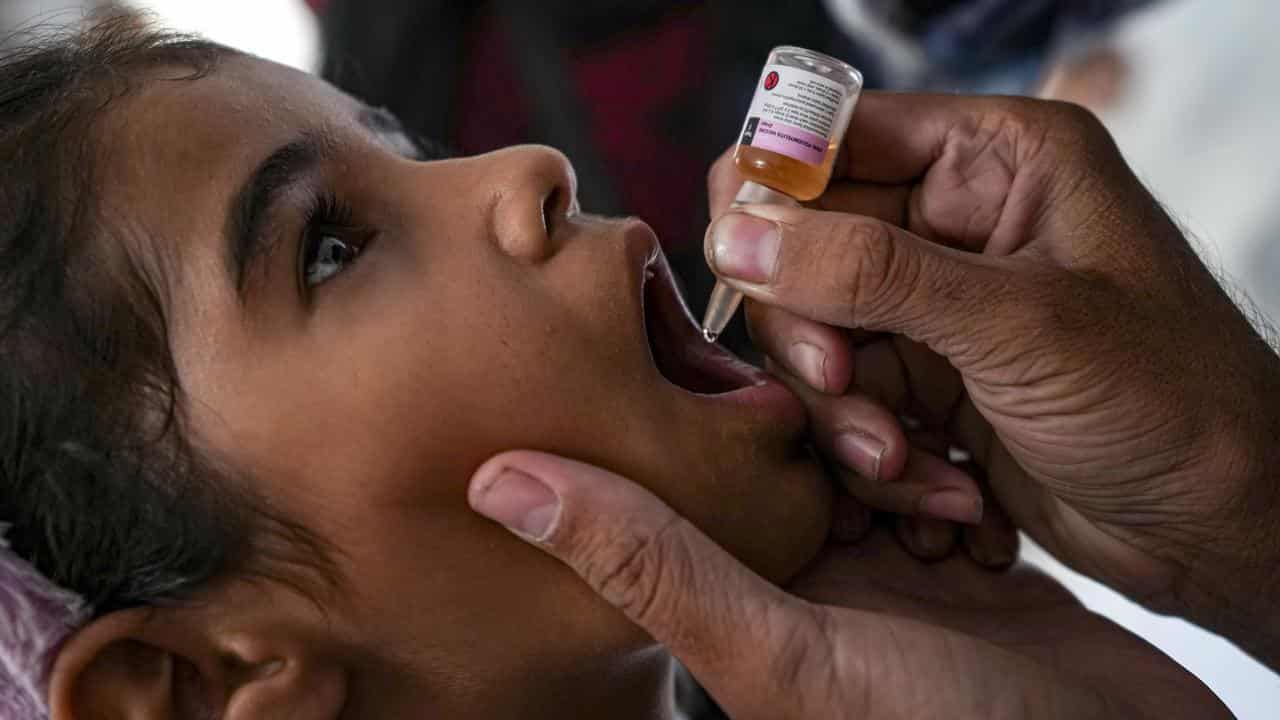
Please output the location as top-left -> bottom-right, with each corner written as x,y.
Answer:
468,450 -> 837,718
706,205 -> 1018,356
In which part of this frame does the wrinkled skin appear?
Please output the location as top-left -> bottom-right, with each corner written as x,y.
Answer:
471,450 -> 1232,719
706,93 -> 1280,666
478,90 -> 1280,718
788,533 -> 1225,719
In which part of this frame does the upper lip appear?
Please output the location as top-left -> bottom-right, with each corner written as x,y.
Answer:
635,237 -> 770,396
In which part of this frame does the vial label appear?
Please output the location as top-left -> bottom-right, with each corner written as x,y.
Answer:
739,64 -> 847,166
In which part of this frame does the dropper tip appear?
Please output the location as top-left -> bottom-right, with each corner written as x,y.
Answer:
701,327 -> 719,343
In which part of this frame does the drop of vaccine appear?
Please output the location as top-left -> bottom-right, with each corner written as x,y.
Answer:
702,328 -> 719,343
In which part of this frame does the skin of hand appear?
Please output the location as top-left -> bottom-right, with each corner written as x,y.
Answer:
704,91 -> 1280,667
467,451 -> 1233,720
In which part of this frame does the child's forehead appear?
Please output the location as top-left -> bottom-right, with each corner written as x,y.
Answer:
97,57 -> 357,239
138,55 -> 357,136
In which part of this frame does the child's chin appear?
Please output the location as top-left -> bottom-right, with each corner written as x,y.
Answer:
713,458 -> 834,586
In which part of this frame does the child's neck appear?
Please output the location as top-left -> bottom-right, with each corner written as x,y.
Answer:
541,645 -> 678,719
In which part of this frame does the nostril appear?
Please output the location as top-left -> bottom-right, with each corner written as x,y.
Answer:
542,187 -> 561,235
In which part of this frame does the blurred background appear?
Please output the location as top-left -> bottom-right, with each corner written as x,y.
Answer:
4,0 -> 1278,716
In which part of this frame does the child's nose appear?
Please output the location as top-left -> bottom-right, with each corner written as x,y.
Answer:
486,145 -> 578,264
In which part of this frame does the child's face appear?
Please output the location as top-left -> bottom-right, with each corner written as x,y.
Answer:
99,55 -> 830,715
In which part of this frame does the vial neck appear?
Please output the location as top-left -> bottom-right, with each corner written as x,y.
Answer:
732,180 -> 801,207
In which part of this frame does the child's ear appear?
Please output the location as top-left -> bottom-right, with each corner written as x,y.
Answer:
47,606 -> 350,719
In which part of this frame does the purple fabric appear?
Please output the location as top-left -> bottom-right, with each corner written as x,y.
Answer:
0,524 -> 90,720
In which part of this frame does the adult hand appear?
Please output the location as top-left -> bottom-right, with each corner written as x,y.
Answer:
468,450 -> 1231,719
704,92 -> 1280,665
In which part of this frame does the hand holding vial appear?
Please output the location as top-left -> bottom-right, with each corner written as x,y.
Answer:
471,84 -> 1280,719
704,91 -> 1280,667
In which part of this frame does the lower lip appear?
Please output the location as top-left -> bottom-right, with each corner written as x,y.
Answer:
698,368 -> 808,429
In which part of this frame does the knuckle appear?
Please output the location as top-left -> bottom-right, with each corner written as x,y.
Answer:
1030,100 -> 1118,170
837,220 -> 902,327
578,512 -> 688,625
953,97 -> 1098,176
973,103 -> 1049,168
776,213 -> 912,330
985,95 -> 1043,127
1042,98 -> 1106,139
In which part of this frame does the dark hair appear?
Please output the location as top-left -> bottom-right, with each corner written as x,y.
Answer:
1,12 -> 334,616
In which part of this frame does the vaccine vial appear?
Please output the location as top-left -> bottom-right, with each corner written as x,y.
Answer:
735,46 -> 863,200
701,46 -> 863,341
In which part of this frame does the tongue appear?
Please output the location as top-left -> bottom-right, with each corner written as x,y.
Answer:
649,325 -> 746,394
644,271 -> 755,395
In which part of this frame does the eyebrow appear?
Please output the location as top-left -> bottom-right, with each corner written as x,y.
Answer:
226,134 -> 325,299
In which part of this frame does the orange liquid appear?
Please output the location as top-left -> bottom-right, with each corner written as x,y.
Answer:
734,143 -> 838,201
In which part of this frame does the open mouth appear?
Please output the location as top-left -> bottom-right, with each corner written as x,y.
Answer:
641,252 -> 768,395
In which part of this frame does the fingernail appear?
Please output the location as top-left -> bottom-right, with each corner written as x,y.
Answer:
788,341 -> 828,392
835,432 -> 886,481
469,468 -> 561,541
708,212 -> 780,283
919,489 -> 983,525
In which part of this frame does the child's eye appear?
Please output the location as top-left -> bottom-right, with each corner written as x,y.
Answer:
300,193 -> 367,290
304,233 -> 362,287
